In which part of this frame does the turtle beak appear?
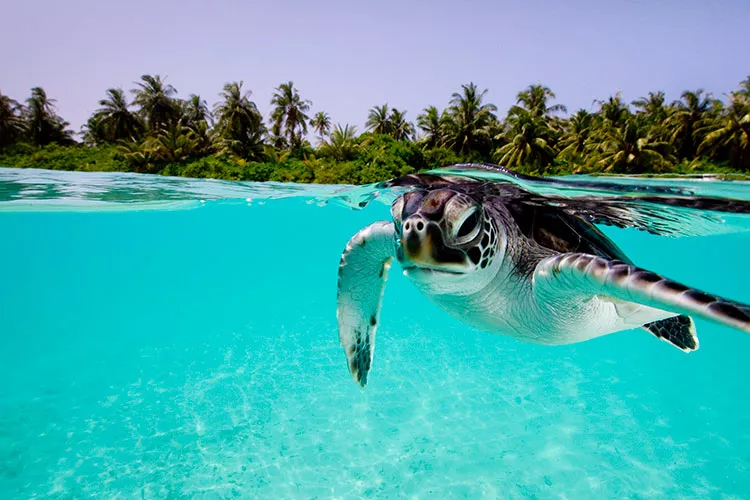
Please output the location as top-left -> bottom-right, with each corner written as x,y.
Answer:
401,216 -> 432,262
400,216 -> 467,272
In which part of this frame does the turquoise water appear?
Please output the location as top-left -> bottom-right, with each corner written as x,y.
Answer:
1,168 -> 750,498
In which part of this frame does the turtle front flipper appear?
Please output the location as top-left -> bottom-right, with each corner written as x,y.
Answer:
534,253 -> 750,344
337,221 -> 396,387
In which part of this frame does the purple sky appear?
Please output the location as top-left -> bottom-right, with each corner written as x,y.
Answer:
2,0 -> 748,134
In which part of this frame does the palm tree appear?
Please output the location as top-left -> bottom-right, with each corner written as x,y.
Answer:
389,108 -> 414,141
586,93 -> 633,158
632,91 -> 669,141
366,104 -> 392,135
494,107 -> 556,171
416,106 -> 446,149
144,124 -> 200,164
24,87 -> 73,146
116,140 -> 158,173
559,109 -> 593,161
738,75 -> 750,97
131,75 -> 179,132
213,81 -> 266,160
81,114 -> 107,146
270,81 -> 311,150
516,84 -> 567,118
444,82 -> 497,156
319,124 -> 358,161
179,94 -> 212,154
698,91 -> 750,171
632,91 -> 667,123
594,93 -> 631,130
0,92 -> 26,146
588,118 -> 673,173
666,89 -> 714,159
181,94 -> 211,130
310,111 -> 332,139
89,88 -> 142,143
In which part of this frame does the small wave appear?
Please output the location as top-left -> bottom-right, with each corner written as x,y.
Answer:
2,166 -> 750,236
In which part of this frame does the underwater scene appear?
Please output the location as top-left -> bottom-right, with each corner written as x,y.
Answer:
1,167 -> 750,498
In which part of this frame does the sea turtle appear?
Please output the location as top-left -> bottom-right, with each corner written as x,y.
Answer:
337,164 -> 750,387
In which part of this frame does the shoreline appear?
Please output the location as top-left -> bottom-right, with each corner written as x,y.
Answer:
2,142 -> 748,184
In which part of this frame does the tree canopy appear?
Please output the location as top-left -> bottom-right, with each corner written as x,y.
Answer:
2,76 -> 750,182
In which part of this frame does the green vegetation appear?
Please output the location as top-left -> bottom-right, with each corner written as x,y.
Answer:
2,75 -> 749,183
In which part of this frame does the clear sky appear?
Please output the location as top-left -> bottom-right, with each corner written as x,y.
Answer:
2,0 -> 748,134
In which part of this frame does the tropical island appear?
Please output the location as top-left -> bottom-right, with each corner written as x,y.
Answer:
1,75 -> 749,184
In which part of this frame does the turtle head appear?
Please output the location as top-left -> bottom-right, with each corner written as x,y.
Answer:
391,188 -> 505,293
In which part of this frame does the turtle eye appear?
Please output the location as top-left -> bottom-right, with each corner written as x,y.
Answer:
453,209 -> 480,244
457,211 -> 479,238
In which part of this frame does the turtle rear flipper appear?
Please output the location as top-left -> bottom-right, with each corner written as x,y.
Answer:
642,315 -> 698,352
337,221 -> 396,387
